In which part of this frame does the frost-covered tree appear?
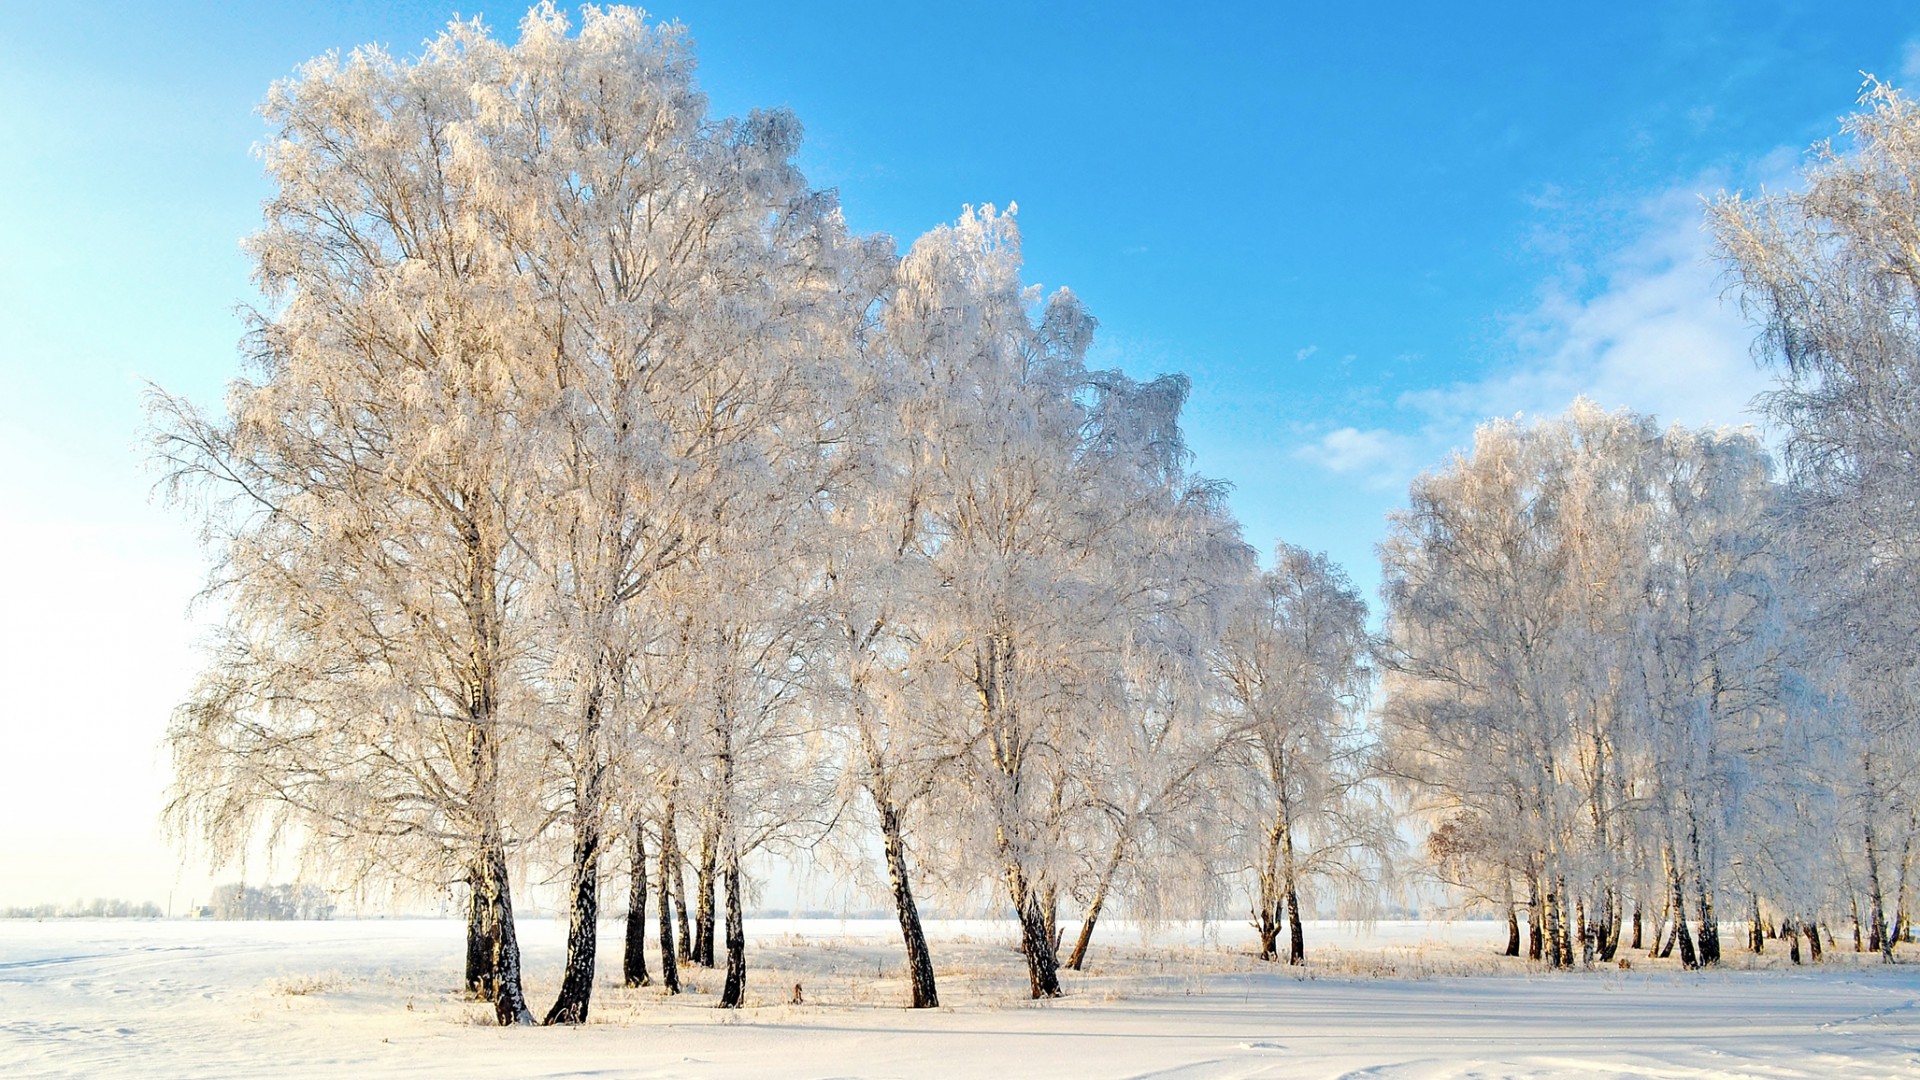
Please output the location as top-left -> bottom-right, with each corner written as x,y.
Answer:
885,207 -> 1111,998
1061,371 -> 1253,970
1381,401 -> 1795,969
1216,546 -> 1384,964
1712,79 -> 1920,963
153,16 -> 560,1022
158,3 -> 879,1021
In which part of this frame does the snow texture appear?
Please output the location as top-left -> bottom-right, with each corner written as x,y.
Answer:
3,919 -> 1916,1078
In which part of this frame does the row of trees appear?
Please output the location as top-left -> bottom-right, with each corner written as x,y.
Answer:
1,899 -> 165,919
157,7 -> 1920,1026
1377,81 -> 1920,971
157,6 -> 1386,1025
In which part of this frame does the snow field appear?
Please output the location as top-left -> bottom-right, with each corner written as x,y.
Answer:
3,918 -> 1917,1078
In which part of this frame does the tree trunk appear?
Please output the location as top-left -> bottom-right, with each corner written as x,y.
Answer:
624,821 -> 650,987
1505,901 -> 1521,957
1542,879 -> 1568,969
1630,901 -> 1642,951
877,800 -> 938,1007
1787,919 -> 1802,964
1256,898 -> 1283,962
546,688 -> 609,1026
1693,872 -> 1720,966
1527,874 -> 1544,961
543,813 -> 601,1024
1557,876 -> 1574,967
1066,834 -> 1124,972
1255,813 -> 1284,962
719,846 -> 747,1008
1866,817 -> 1895,962
1747,894 -> 1763,954
1009,868 -> 1062,998
1281,820 -> 1305,965
656,811 -> 680,994
476,832 -> 534,1024
1686,801 -> 1720,965
1806,920 -> 1823,962
674,838 -> 692,962
465,864 -> 492,997
1041,883 -> 1062,956
1668,861 -> 1699,970
694,815 -> 719,968
1599,889 -> 1622,963
1894,811 -> 1917,946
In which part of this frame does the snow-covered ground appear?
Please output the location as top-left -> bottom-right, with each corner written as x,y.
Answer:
3,917 -> 1916,1078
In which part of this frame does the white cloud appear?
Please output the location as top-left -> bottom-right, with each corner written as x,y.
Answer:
1292,426 -> 1415,489
1902,37 -> 1920,83
1404,183 -> 1777,445
1293,175 -> 1792,495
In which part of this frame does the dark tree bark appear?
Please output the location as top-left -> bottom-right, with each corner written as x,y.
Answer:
1598,888 -> 1622,963
543,813 -> 602,1024
476,832 -> 534,1025
1556,877 -> 1574,967
1805,920 -> 1823,962
877,800 -> 939,1006
1255,898 -> 1283,962
674,835 -> 692,962
1505,901 -> 1521,957
624,821 -> 650,987
545,691 -> 609,1026
1688,825 -> 1720,966
656,811 -> 680,994
1630,901 -> 1642,951
465,863 -> 492,997
1282,825 -> 1306,965
1748,894 -> 1764,955
1285,885 -> 1306,965
1009,868 -> 1062,998
719,847 -> 747,1008
1668,864 -> 1699,970
1527,875 -> 1544,961
1787,919 -> 1803,964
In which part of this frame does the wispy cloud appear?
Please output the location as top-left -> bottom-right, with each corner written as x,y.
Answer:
1405,184 -> 1771,437
1294,174 -> 1791,492
1292,426 -> 1416,489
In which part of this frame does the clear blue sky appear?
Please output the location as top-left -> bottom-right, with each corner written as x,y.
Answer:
1,1 -> 1914,905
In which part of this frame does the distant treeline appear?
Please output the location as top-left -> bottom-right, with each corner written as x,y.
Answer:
209,883 -> 335,921
2,898 -> 164,919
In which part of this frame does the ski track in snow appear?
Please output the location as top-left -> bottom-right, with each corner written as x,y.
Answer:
1,919 -> 1917,1079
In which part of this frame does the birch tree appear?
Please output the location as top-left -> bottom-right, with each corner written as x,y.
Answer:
156,17 -> 549,1023
1217,546 -> 1380,963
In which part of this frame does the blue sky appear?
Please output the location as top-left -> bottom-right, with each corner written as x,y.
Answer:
1,1 -> 1915,905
